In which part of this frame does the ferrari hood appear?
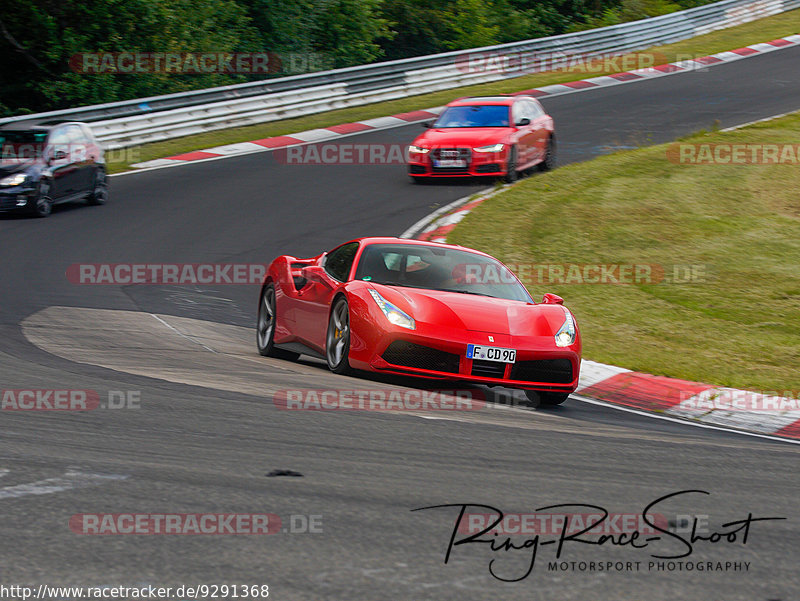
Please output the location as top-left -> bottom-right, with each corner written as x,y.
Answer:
372,285 -> 569,336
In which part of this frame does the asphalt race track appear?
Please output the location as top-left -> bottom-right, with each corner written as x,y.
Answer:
1,45 -> 799,600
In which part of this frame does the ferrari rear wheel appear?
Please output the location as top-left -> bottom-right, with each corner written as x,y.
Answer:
257,284 -> 300,360
326,297 -> 353,375
524,390 -> 569,406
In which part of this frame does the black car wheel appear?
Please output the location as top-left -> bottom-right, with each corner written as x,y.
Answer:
32,180 -> 53,218
326,296 -> 353,375
257,284 -> 299,360
87,169 -> 108,205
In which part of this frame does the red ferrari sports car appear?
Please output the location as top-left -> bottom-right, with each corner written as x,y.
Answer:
407,95 -> 555,183
257,237 -> 581,404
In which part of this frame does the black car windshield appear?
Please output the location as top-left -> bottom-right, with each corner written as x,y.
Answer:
354,243 -> 532,303
433,105 -> 510,128
0,131 -> 47,164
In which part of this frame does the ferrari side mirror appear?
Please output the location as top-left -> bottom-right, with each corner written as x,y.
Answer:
541,293 -> 564,305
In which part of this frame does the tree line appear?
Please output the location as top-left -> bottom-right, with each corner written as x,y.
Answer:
0,0 -> 712,117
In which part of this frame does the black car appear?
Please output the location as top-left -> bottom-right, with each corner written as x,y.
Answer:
0,121 -> 107,217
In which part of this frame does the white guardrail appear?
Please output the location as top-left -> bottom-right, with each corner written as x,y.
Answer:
2,0 -> 797,149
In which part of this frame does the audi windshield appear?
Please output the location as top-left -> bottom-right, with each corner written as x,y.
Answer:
433,105 -> 510,128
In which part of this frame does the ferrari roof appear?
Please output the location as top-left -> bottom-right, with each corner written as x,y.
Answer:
344,236 -> 492,257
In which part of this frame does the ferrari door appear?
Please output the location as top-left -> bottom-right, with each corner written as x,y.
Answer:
293,242 -> 359,351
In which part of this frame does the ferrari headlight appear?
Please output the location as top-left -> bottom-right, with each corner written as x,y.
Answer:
408,145 -> 430,154
473,143 -> 505,153
0,173 -> 27,186
555,310 -> 576,347
368,288 -> 415,330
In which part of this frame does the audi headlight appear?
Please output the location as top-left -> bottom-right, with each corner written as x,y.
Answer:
368,288 -> 415,330
473,143 -> 505,153
555,310 -> 576,347
0,173 -> 27,186
408,145 -> 430,154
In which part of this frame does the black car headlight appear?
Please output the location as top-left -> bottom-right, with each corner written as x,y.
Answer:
0,173 -> 28,186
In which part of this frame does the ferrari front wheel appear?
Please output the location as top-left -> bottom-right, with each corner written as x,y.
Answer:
524,390 -> 569,406
326,297 -> 353,375
257,284 -> 299,361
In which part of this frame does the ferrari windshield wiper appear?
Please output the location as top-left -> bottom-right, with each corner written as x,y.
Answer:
435,288 -> 496,298
372,280 -> 426,289
373,283 -> 499,298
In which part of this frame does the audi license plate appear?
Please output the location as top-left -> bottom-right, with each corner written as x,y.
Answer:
467,344 -> 516,363
433,159 -> 466,168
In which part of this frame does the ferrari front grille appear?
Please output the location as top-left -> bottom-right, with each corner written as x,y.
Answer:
382,341 -> 460,374
470,359 -> 506,379
510,359 -> 573,383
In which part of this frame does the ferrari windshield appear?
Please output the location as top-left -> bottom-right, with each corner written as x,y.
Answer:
433,105 -> 510,128
354,243 -> 532,303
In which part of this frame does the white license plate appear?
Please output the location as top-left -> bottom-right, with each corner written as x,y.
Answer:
434,159 -> 466,168
467,344 -> 517,363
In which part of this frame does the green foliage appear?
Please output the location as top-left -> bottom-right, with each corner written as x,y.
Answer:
0,0 -> 719,116
311,0 -> 393,67
240,0 -> 316,52
572,0 -> 684,31
0,0 -> 258,115
440,0 -> 500,50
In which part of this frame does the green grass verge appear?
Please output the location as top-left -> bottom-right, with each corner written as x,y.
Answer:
447,112 -> 800,391
108,9 -> 800,173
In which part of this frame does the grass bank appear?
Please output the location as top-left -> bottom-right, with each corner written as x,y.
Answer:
448,113 -> 800,391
